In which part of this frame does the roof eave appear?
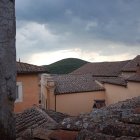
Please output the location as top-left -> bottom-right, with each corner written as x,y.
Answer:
121,70 -> 136,72
127,80 -> 140,83
17,71 -> 49,74
55,89 -> 105,95
103,81 -> 127,87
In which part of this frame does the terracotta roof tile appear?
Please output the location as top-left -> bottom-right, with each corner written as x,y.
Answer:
94,77 -> 127,86
43,109 -> 69,123
127,74 -> 140,82
52,74 -> 105,94
15,106 -> 56,138
122,55 -> 140,72
17,62 -> 49,74
71,61 -> 129,77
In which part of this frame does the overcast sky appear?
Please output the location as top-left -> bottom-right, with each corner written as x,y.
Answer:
16,0 -> 140,65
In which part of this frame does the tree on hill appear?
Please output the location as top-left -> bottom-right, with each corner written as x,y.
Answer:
44,58 -> 88,74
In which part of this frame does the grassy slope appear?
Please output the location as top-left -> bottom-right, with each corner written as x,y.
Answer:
44,58 -> 88,74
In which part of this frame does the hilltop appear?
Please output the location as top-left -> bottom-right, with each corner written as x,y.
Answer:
44,58 -> 88,74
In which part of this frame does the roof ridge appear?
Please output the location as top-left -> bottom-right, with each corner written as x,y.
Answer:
121,55 -> 140,72
17,62 -> 49,74
17,61 -> 44,67
35,107 -> 57,123
89,60 -> 130,64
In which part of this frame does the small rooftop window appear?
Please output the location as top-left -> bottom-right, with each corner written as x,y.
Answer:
93,100 -> 106,109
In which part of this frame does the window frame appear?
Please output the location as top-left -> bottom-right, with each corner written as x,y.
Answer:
15,82 -> 23,103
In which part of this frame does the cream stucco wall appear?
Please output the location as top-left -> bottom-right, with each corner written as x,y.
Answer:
40,74 -> 47,109
55,91 -> 105,116
127,82 -> 140,98
40,74 -> 56,110
104,84 -> 128,105
104,82 -> 140,105
49,88 -> 56,110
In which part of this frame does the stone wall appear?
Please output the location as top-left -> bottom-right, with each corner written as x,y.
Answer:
0,0 -> 16,139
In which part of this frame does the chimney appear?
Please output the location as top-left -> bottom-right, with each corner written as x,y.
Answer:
136,63 -> 140,74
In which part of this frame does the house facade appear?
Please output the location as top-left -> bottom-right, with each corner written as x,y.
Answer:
41,74 -> 105,115
103,77 -> 140,105
40,55 -> 140,116
14,62 -> 48,112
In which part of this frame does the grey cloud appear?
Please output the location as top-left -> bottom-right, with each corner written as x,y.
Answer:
16,0 -> 140,59
16,0 -> 140,24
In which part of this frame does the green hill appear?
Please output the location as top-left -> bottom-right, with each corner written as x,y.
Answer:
44,58 -> 88,74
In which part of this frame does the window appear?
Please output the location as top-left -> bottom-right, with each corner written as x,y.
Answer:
93,100 -> 106,109
15,82 -> 23,103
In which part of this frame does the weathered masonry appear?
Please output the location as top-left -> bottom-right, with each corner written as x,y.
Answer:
0,0 -> 16,139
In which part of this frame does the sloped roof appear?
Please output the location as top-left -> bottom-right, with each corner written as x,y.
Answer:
17,62 -> 49,74
127,74 -> 140,82
52,74 -> 105,94
71,60 -> 129,77
94,76 -> 127,86
15,106 -> 56,138
43,109 -> 69,123
122,55 -> 140,72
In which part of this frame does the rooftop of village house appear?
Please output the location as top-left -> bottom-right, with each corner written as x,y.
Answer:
17,55 -> 140,76
15,106 -> 69,139
15,55 -> 140,139
17,61 -> 49,74
43,55 -> 140,94
71,60 -> 130,76
52,74 -> 105,94
15,96 -> 140,140
46,73 -> 139,95
94,76 -> 127,86
127,74 -> 140,82
71,55 -> 140,76
122,55 -> 140,72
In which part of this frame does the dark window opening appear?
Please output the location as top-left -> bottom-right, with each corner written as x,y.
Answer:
93,100 -> 106,109
39,100 -> 41,104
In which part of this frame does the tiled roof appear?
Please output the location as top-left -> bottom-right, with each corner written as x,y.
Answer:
15,106 -> 56,138
94,76 -> 127,86
44,109 -> 69,123
17,62 -> 49,74
71,61 -> 129,77
122,55 -> 140,72
52,74 -> 105,94
127,74 -> 140,82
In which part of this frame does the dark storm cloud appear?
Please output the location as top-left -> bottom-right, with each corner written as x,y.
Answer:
16,0 -> 140,64
16,0 -> 140,46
